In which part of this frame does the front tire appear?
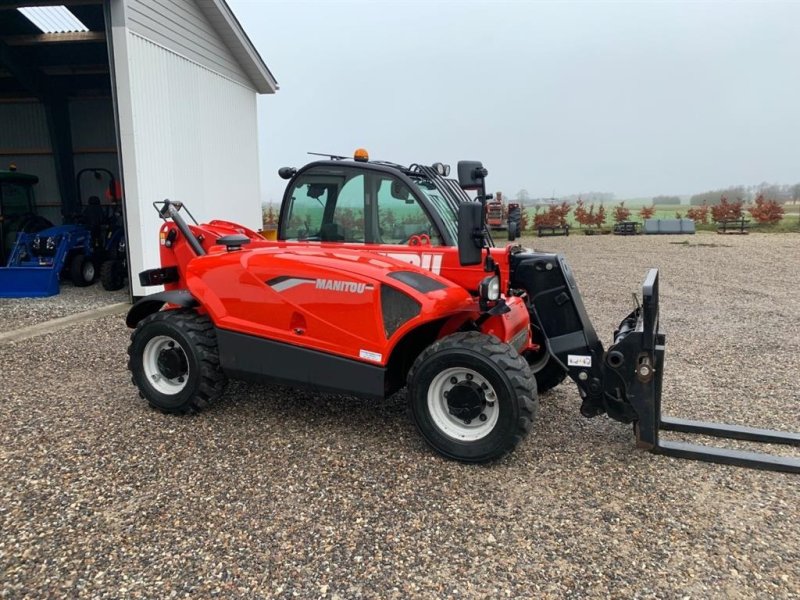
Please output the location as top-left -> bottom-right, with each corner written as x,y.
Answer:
128,310 -> 226,413
407,331 -> 537,463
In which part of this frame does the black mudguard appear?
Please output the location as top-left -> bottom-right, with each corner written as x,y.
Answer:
509,249 -> 606,409
126,289 -> 198,328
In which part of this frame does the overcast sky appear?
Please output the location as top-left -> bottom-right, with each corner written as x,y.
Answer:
227,0 -> 800,203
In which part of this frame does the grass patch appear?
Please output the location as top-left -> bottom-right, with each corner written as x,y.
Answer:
751,219 -> 800,233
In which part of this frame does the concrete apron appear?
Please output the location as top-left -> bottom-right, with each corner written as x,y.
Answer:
0,302 -> 130,345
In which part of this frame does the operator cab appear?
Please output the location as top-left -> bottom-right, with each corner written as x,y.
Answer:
279,163 -> 456,247
0,166 -> 50,264
277,150 -> 495,264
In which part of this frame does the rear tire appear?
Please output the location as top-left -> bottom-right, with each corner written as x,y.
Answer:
100,259 -> 126,291
407,331 -> 537,463
69,254 -> 95,286
128,310 -> 226,413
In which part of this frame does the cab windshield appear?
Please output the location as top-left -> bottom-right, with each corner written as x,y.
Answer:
0,182 -> 34,217
415,179 -> 459,243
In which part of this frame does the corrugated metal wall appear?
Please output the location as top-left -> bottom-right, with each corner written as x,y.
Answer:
0,102 -> 51,148
119,30 -> 260,296
0,99 -> 118,225
125,0 -> 250,88
0,102 -> 59,224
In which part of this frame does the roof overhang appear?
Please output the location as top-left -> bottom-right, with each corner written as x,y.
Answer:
196,0 -> 278,94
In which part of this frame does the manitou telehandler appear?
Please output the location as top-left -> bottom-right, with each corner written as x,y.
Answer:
126,151 -> 799,472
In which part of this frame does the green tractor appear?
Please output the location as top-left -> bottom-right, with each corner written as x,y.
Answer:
0,166 -> 52,265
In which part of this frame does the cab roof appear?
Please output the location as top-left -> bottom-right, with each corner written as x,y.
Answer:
0,171 -> 38,185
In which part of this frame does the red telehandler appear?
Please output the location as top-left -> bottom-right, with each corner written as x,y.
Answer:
126,152 -> 799,471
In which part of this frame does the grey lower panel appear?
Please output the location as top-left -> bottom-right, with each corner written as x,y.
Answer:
216,329 -> 387,400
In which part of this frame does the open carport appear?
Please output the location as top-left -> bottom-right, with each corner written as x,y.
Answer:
0,0 -> 276,297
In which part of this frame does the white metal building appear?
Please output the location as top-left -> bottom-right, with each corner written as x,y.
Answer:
0,0 -> 277,296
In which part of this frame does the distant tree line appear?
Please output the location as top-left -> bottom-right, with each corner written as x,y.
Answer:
559,192 -> 615,204
689,187 -> 748,206
688,183 -> 800,206
652,195 -> 681,205
512,182 -> 800,209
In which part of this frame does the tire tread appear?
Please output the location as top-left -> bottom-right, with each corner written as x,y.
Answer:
100,259 -> 126,291
128,309 -> 226,413
407,331 -> 537,462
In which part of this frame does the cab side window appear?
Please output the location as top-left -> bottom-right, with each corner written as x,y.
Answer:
283,181 -> 328,240
376,176 -> 441,245
282,170 -> 366,242
330,174 -> 365,242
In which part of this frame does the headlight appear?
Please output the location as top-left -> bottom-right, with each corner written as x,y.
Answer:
479,275 -> 501,302
32,236 -> 41,250
432,162 -> 451,177
46,236 -> 56,250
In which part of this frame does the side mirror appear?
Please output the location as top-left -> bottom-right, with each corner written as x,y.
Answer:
278,167 -> 297,180
457,202 -> 483,266
457,161 -> 488,191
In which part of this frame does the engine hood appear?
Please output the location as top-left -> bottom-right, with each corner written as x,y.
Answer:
197,245 -> 465,301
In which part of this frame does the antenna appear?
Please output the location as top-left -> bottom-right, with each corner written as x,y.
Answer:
307,151 -> 348,161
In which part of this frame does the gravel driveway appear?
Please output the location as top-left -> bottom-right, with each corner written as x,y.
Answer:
0,283 -> 128,332
1,232 -> 798,599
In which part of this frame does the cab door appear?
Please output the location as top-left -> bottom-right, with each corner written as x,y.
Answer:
279,164 -> 451,277
370,173 -> 447,276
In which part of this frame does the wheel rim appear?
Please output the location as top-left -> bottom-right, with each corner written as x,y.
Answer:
82,260 -> 95,282
427,367 -> 499,441
142,335 -> 189,395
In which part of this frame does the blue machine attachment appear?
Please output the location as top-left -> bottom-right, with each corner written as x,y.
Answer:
0,224 -> 93,298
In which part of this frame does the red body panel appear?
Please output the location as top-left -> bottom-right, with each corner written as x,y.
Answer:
156,221 -> 534,365
159,222 -> 513,293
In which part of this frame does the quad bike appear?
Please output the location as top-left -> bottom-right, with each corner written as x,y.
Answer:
126,153 -> 799,471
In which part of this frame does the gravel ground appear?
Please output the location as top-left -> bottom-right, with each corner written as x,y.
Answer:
1,232 -> 798,599
0,282 -> 128,332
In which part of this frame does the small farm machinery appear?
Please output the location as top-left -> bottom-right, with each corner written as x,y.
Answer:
0,224 -> 95,297
485,192 -> 518,232
0,166 -> 52,266
126,152 -> 798,472
0,167 -> 124,297
76,168 -> 127,290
